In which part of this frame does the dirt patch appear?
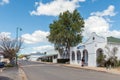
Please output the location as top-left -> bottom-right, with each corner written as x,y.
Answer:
116,67 -> 120,71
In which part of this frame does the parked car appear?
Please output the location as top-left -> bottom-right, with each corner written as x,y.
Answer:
0,62 -> 5,68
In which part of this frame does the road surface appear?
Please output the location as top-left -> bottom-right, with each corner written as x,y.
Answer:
19,60 -> 120,80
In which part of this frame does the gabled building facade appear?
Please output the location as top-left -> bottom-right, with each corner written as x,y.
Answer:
70,32 -> 120,67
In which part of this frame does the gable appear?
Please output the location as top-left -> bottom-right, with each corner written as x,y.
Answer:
84,32 -> 106,44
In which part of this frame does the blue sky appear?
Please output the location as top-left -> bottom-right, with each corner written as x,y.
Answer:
0,0 -> 120,54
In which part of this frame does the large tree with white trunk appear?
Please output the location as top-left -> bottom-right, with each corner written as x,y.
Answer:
47,10 -> 84,59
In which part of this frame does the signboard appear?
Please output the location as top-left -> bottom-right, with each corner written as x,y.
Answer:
77,45 -> 85,49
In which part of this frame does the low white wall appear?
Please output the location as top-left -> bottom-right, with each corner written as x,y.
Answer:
53,58 -> 57,63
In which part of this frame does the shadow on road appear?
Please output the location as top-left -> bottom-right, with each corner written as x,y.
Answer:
0,76 -> 13,80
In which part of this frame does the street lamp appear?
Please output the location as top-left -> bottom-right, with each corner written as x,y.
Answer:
16,27 -> 22,66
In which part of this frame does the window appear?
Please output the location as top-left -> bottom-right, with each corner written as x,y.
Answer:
72,51 -> 75,61
77,51 -> 81,60
93,37 -> 95,40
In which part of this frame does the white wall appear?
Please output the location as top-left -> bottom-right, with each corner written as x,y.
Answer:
105,44 -> 120,60
53,58 -> 57,63
117,47 -> 120,60
70,32 -> 107,67
70,32 -> 120,67
0,55 -> 4,62
29,55 -> 44,61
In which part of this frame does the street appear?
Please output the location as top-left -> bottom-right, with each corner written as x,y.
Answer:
19,60 -> 120,80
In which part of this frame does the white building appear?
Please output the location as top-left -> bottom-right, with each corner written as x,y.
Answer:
29,50 -> 59,63
40,49 -> 58,63
29,52 -> 45,61
70,32 -> 120,67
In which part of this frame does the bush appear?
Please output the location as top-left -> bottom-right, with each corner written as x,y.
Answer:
116,60 -> 120,67
5,63 -> 14,67
105,57 -> 120,68
97,53 -> 106,67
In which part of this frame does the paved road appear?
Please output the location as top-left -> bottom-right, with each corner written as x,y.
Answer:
0,76 -> 13,80
19,60 -> 120,80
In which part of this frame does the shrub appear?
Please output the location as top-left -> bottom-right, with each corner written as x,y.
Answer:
105,57 -> 120,68
97,53 -> 106,67
116,60 -> 120,67
5,63 -> 14,67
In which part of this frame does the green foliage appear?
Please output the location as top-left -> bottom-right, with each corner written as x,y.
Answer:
5,63 -> 14,67
117,60 -> 120,66
105,57 -> 120,68
18,54 -> 24,59
97,53 -> 106,67
48,10 -> 84,55
105,46 -> 119,68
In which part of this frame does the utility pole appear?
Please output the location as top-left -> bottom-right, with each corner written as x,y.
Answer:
16,27 -> 22,66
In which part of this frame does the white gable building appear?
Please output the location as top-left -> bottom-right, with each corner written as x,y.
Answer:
70,32 -> 120,67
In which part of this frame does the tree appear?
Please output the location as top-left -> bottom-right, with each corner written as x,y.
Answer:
97,52 -> 106,67
47,10 -> 84,59
105,46 -> 118,58
105,45 -> 118,67
0,34 -> 23,64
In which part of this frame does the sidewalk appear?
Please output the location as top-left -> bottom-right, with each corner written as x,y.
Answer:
0,67 -> 19,80
40,61 -> 120,75
26,61 -> 120,77
62,64 -> 120,75
18,65 -> 28,80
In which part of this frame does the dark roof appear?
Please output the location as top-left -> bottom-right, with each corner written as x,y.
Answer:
107,36 -> 120,43
42,54 -> 58,58
30,52 -> 45,55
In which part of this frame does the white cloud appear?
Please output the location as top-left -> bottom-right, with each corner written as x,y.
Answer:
22,30 -> 49,44
91,5 -> 116,17
30,0 -> 85,16
83,5 -> 120,38
84,16 -> 109,34
84,16 -> 110,37
0,32 -> 11,38
0,0 -> 9,5
33,45 -> 54,52
107,30 -> 120,38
